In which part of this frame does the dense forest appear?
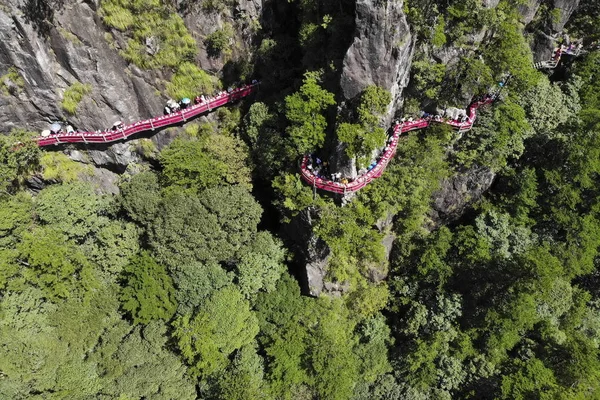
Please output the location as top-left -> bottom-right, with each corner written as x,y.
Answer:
2,0 -> 600,398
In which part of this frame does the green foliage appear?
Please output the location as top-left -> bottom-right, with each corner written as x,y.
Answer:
285,71 -> 336,154
39,152 -> 92,182
120,252 -> 177,324
575,52 -> 600,111
272,173 -> 323,220
100,0 -> 197,69
160,135 -> 252,192
205,24 -> 234,58
17,226 -> 96,300
411,60 -> 446,100
172,286 -> 259,377
118,171 -> 162,226
243,102 -> 290,180
172,261 -> 233,315
518,78 -> 579,138
166,62 -> 217,100
35,182 -> 104,240
0,192 -> 32,247
484,19 -> 539,91
210,344 -> 268,400
453,98 -> 532,171
255,277 -> 360,400
431,15 -> 447,47
338,86 -> 391,167
0,287 -> 196,399
0,129 -> 39,195
61,81 -> 92,114
235,232 -> 287,298
0,67 -> 25,96
243,102 -> 272,146
82,219 -> 140,276
149,186 -> 262,268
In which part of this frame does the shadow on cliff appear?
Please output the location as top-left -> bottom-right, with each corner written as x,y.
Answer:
20,0 -> 65,36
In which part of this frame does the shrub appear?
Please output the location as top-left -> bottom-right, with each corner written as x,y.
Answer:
431,15 -> 447,47
61,81 -> 92,115
205,25 -> 233,58
40,152 -> 92,182
166,62 -> 217,100
0,67 -> 25,96
100,0 -> 197,69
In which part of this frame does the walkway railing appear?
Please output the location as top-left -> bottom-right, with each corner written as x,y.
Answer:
300,96 -> 496,194
36,83 -> 259,146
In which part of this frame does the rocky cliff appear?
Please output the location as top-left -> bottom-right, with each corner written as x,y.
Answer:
302,0 -> 584,296
0,0 -> 260,179
340,0 -> 414,125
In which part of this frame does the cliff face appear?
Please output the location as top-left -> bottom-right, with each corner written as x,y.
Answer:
340,0 -> 414,125
304,0 -> 585,296
0,0 -> 163,133
0,0 -> 260,178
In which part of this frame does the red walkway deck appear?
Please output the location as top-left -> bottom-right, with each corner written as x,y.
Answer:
36,83 -> 259,146
300,96 -> 496,194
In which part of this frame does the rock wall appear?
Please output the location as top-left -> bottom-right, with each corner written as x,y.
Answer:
0,0 -> 165,134
429,166 -> 496,229
302,0 -> 585,296
340,0 -> 414,127
0,0 -> 262,186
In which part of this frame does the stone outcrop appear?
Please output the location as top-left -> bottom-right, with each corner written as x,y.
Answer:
0,0 -> 164,134
0,0 -> 260,170
429,166 -> 496,228
340,0 -> 414,127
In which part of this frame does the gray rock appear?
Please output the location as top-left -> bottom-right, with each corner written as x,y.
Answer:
482,0 -> 501,8
80,165 -> 121,195
0,0 -> 165,133
87,142 -> 141,172
429,166 -> 496,228
340,0 -> 414,126
551,0 -> 580,31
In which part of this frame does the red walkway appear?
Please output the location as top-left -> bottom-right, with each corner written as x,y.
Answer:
300,96 -> 496,194
36,83 -> 259,146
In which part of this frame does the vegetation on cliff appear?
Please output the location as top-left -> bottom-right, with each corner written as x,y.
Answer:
1,0 -> 600,399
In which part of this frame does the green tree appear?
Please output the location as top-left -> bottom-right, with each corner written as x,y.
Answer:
172,261 -> 233,315
500,358 -> 559,400
82,219 -> 140,277
35,181 -> 104,241
120,252 -> 177,324
118,171 -> 162,226
285,71 -> 335,154
172,286 -> 259,377
94,321 -> 197,399
0,191 -> 32,249
18,226 -> 96,300
160,135 -> 253,192
0,129 -> 39,195
211,344 -> 269,400
160,138 -> 226,191
235,232 -> 287,298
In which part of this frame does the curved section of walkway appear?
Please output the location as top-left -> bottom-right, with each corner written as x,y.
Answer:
300,96 -> 496,194
36,83 -> 259,146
